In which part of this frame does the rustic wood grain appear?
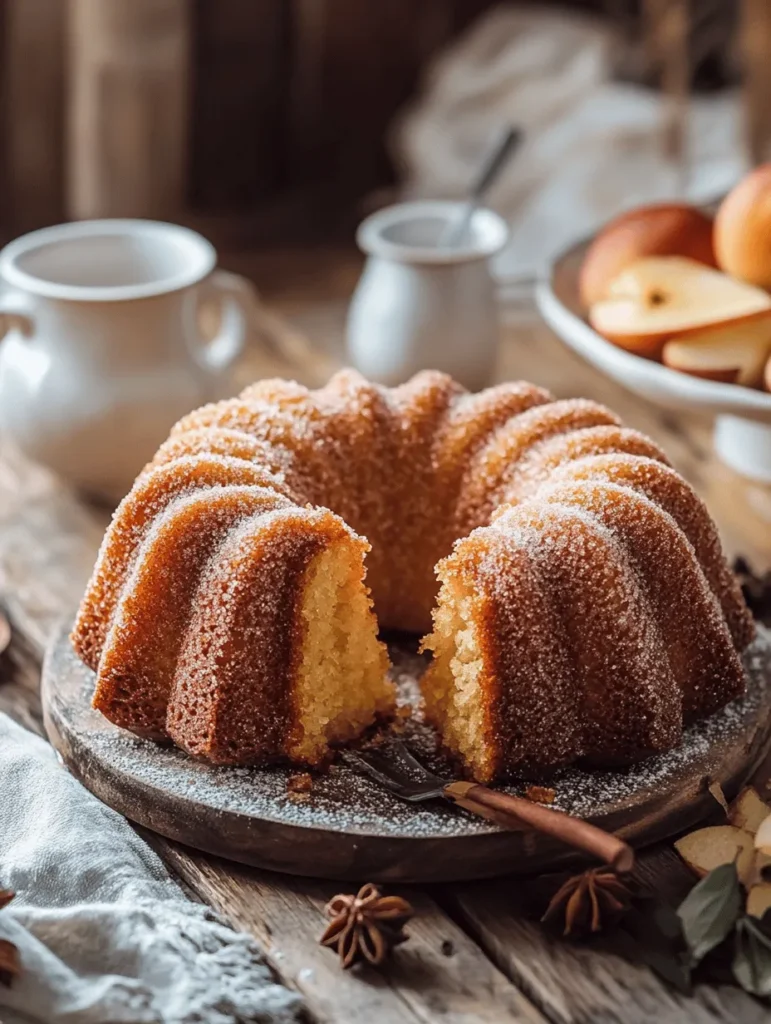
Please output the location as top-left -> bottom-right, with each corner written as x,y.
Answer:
284,1 -> 451,196
443,879 -> 766,1024
67,0 -> 191,219
0,1 -> 500,239
146,837 -> 547,1024
2,0 -> 66,231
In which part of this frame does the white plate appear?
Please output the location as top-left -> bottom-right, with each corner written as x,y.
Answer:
536,237 -> 771,482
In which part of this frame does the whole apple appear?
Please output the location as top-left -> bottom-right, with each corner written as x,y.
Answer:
715,164 -> 771,290
580,204 -> 716,309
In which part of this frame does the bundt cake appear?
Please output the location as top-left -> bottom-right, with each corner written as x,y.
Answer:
72,369 -> 754,779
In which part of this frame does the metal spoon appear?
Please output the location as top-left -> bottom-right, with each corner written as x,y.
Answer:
440,125 -> 522,248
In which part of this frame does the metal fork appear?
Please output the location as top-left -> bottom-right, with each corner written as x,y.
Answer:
344,740 -> 633,872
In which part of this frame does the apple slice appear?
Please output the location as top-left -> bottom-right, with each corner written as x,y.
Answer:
580,204 -> 716,309
662,319 -> 771,387
729,787 -> 771,834
747,882 -> 771,918
755,813 -> 771,855
589,257 -> 771,358
675,825 -> 756,886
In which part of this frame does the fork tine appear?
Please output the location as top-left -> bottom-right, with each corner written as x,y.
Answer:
342,747 -> 447,802
387,739 -> 448,786
341,750 -> 409,793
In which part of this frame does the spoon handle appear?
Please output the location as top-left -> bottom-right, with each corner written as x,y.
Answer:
442,126 -> 521,247
470,126 -> 522,200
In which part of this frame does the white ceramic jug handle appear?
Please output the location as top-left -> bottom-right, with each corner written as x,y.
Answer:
195,269 -> 259,373
0,290 -> 35,339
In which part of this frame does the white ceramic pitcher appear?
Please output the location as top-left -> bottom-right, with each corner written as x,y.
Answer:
347,200 -> 509,391
0,219 -> 259,501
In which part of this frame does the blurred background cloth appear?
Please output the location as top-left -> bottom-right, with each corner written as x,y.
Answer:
394,7 -> 747,286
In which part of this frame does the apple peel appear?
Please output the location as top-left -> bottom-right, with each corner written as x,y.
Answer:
663,320 -> 771,388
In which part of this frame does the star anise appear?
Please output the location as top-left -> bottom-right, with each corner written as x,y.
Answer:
319,883 -> 413,968
0,889 -> 19,988
541,868 -> 632,936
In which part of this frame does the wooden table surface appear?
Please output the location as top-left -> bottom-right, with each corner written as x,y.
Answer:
1,251 -> 771,1024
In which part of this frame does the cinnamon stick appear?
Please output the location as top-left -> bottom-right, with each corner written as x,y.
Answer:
444,781 -> 634,873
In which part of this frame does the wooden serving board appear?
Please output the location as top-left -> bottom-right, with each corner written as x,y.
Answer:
43,619 -> 771,883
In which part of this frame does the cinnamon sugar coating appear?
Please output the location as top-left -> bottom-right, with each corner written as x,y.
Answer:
93,486 -> 291,738
72,369 -> 753,775
166,508 -> 355,764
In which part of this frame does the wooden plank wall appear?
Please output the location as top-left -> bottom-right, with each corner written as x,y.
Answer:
0,0 -> 761,243
68,0 -> 191,221
0,0 -> 496,242
1,0 -> 66,234
189,0 -> 288,211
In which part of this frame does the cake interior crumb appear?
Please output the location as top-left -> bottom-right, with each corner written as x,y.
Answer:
288,539 -> 394,765
421,579 -> 493,781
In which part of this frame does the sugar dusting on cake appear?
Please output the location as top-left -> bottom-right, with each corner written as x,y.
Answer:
67,625 -> 771,841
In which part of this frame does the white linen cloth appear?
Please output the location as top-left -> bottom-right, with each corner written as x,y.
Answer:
393,6 -> 748,288
0,714 -> 302,1024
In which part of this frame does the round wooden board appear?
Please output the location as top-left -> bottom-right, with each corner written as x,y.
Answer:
43,619 -> 771,883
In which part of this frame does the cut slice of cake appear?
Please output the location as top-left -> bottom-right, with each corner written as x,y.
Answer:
165,507 -> 394,766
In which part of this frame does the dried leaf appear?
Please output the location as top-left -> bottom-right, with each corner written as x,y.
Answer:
733,916 -> 771,996
708,781 -> 729,815
677,862 -> 742,966
0,890 -> 14,911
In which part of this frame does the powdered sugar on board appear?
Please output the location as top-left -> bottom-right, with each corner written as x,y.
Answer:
46,623 -> 771,842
